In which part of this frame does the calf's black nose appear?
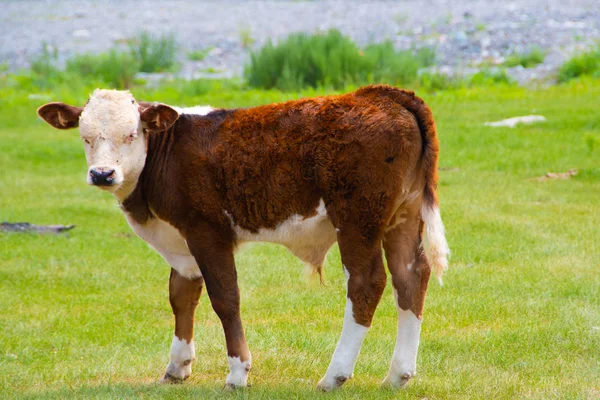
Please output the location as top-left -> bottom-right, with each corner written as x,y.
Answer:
90,168 -> 115,186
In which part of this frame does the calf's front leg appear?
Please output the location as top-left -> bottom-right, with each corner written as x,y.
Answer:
163,268 -> 204,382
186,229 -> 251,389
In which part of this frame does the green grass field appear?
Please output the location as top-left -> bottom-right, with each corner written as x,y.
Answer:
1,80 -> 599,399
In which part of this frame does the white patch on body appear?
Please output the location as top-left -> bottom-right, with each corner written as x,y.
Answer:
226,355 -> 251,387
484,115 -> 546,128
172,105 -> 213,115
227,199 -> 337,265
125,213 -> 202,280
164,336 -> 195,380
318,270 -> 369,391
382,289 -> 422,388
421,205 -> 449,283
385,209 -> 408,232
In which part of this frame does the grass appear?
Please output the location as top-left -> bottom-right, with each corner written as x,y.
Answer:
558,44 -> 600,82
1,78 -> 600,399
504,46 -> 546,68
245,29 -> 436,91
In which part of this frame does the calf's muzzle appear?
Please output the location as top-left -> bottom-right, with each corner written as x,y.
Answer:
89,167 -> 116,186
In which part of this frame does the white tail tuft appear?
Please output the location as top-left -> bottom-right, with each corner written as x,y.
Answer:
421,204 -> 450,284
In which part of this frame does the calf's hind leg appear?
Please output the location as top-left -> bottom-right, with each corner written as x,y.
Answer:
318,226 -> 387,391
381,209 -> 431,388
163,268 -> 204,382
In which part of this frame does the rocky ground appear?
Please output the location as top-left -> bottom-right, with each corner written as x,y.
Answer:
1,0 -> 599,84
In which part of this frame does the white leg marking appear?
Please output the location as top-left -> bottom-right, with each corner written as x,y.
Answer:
318,268 -> 369,391
164,336 -> 195,381
225,355 -> 251,388
382,289 -> 422,388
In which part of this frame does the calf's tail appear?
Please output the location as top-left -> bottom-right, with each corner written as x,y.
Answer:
402,89 -> 450,284
363,85 -> 450,283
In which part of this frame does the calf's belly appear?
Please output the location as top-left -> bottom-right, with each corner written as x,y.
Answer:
232,199 -> 338,258
125,199 -> 337,276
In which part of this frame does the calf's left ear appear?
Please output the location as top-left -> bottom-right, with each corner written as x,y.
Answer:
37,102 -> 83,130
139,103 -> 179,131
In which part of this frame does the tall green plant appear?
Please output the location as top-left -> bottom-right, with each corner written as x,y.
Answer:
245,29 -> 436,91
130,31 -> 179,73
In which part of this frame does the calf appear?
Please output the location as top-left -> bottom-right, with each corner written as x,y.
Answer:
37,85 -> 449,390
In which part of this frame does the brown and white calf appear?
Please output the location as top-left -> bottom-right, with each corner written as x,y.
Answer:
37,85 -> 449,390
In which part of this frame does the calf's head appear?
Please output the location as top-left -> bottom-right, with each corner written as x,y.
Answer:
37,89 -> 179,199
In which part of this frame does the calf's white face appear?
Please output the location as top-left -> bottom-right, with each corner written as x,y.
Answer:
78,90 -> 146,198
37,89 -> 180,200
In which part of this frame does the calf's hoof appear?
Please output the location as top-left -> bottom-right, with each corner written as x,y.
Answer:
160,360 -> 193,384
223,382 -> 251,391
381,372 -> 413,389
160,372 -> 188,384
317,375 -> 350,391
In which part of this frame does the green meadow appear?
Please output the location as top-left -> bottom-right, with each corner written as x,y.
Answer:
1,78 -> 599,399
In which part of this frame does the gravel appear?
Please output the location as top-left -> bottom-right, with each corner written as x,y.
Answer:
1,0 -> 599,85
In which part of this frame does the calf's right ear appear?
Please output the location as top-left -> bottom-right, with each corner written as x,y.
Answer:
139,103 -> 179,132
37,102 -> 83,130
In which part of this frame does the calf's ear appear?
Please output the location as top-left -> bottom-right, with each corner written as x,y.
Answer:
139,103 -> 179,131
37,102 -> 83,130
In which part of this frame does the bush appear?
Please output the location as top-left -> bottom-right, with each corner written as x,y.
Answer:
130,31 -> 178,73
504,46 -> 546,68
66,49 -> 140,89
245,29 -> 435,91
558,45 -> 600,82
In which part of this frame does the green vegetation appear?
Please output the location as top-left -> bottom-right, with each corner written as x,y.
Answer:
66,49 -> 140,89
22,30 -> 521,94
25,32 -> 179,90
187,48 -> 213,61
245,29 -> 436,91
504,46 -> 546,68
27,46 -> 139,90
1,72 -> 599,399
239,25 -> 255,48
418,68 -> 513,92
558,44 -> 600,82
129,31 -> 179,73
